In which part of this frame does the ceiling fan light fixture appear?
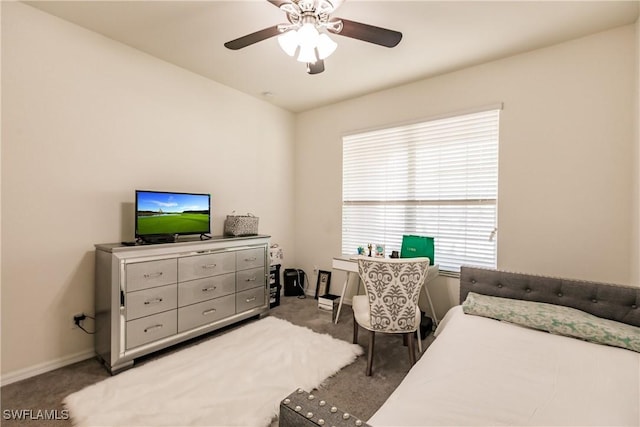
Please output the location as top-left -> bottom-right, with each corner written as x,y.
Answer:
297,43 -> 317,63
277,30 -> 299,56
297,23 -> 319,47
316,33 -> 337,59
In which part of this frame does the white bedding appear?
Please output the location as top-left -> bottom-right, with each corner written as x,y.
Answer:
369,306 -> 640,426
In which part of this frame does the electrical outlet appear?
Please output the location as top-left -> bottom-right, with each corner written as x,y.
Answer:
71,313 -> 85,330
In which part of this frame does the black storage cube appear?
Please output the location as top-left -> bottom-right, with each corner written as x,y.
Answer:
270,284 -> 281,308
283,268 -> 305,296
269,264 -> 281,308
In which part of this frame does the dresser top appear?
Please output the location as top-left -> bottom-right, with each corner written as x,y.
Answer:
96,235 -> 271,253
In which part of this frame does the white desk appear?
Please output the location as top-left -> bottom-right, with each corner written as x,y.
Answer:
331,255 -> 440,325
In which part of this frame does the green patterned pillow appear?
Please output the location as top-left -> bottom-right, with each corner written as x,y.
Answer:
462,292 -> 640,353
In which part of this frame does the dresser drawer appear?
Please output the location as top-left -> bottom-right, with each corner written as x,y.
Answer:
178,273 -> 235,307
236,248 -> 265,271
178,252 -> 235,282
178,294 -> 236,333
236,287 -> 266,313
126,310 -> 177,350
126,259 -> 177,292
236,267 -> 266,292
126,284 -> 177,321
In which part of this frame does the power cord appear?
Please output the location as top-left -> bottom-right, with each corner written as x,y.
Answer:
296,269 -> 307,299
73,313 -> 96,334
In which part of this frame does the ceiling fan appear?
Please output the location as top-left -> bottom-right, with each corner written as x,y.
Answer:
224,0 -> 402,75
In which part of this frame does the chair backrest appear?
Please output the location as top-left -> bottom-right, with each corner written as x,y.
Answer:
357,257 -> 430,333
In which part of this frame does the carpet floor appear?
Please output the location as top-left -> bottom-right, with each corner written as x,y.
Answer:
1,296 -> 435,427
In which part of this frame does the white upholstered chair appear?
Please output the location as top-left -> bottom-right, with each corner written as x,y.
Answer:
352,257 -> 430,376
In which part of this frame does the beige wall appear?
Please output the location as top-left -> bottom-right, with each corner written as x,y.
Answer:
1,2 -> 296,380
633,17 -> 640,285
294,24 -> 638,318
2,3 -> 639,383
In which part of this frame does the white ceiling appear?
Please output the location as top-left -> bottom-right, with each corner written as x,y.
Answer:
26,0 -> 639,113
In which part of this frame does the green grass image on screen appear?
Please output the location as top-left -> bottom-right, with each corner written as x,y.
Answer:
137,213 -> 209,235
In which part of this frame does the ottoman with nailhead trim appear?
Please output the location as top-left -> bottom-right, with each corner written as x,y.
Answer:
279,388 -> 370,427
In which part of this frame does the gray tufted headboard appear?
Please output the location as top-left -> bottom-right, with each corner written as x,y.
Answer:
460,266 -> 640,327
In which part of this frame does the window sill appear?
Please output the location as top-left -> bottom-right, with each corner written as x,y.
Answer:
438,269 -> 460,279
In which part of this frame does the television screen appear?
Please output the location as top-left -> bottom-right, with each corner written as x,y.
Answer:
135,190 -> 211,237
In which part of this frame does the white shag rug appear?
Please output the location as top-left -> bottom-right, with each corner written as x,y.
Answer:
64,316 -> 362,427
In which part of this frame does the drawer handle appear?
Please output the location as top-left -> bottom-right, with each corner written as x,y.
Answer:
202,308 -> 217,316
202,286 -> 217,292
201,263 -> 217,269
144,324 -> 163,333
244,257 -> 257,262
144,298 -> 163,305
245,277 -> 257,282
143,272 -> 163,279
245,297 -> 257,303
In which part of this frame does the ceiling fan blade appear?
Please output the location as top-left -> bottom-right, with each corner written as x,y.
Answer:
267,0 -> 291,7
307,60 -> 325,75
331,18 -> 402,48
224,26 -> 281,50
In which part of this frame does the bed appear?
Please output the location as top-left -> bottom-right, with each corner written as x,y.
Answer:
279,266 -> 640,427
368,266 -> 640,426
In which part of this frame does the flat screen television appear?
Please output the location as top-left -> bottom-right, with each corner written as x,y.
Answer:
135,190 -> 211,242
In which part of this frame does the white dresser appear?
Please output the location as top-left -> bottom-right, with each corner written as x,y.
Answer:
94,235 -> 270,373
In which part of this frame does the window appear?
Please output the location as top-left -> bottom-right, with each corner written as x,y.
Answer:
342,107 -> 500,275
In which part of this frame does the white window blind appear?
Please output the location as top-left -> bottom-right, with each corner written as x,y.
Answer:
342,108 -> 500,274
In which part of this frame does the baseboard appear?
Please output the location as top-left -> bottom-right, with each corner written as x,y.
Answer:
1,349 -> 96,387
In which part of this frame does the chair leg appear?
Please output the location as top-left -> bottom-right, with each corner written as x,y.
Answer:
407,332 -> 416,366
417,327 -> 423,354
366,331 -> 375,376
352,312 -> 358,344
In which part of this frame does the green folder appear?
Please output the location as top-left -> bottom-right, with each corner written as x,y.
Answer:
400,235 -> 434,265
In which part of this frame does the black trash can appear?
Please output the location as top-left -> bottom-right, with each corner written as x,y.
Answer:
420,311 -> 434,337
283,269 -> 305,296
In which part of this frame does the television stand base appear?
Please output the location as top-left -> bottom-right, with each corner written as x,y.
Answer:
138,234 -> 177,245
